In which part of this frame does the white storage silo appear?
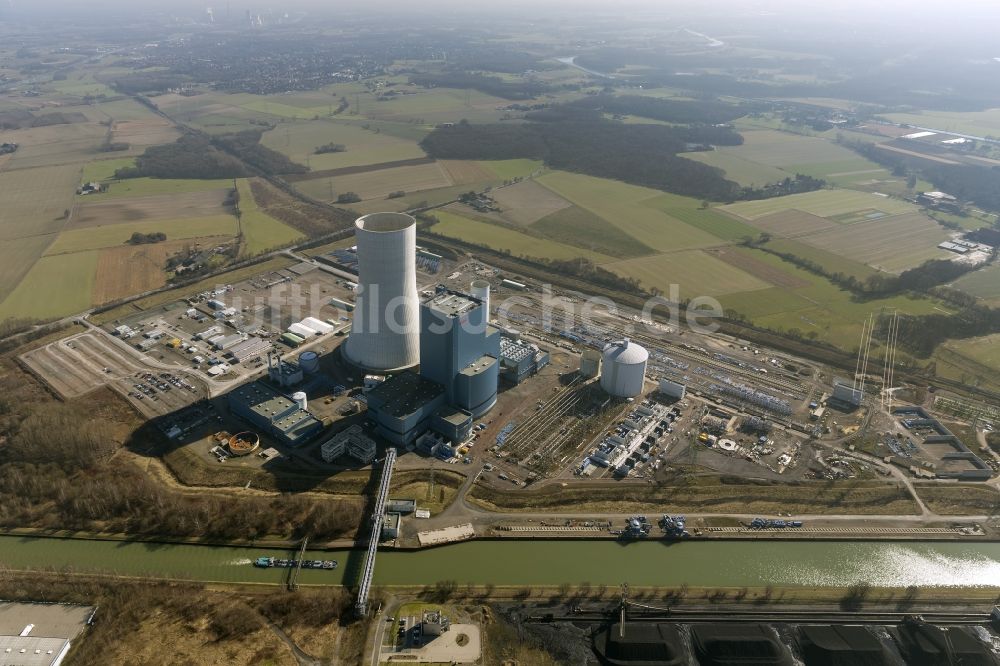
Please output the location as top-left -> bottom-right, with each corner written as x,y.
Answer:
298,350 -> 320,374
344,212 -> 420,372
292,391 -> 308,411
600,339 -> 648,398
470,279 -> 491,323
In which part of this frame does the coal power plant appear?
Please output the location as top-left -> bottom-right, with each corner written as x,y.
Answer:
344,212 -> 420,372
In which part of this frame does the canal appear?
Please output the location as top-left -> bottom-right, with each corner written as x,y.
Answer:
2,536 -> 1000,589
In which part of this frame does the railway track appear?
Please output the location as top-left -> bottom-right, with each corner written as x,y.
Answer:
530,606 -> 992,625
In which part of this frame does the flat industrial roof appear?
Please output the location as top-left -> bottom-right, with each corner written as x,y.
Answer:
425,291 -> 480,318
0,636 -> 71,666
368,372 -> 444,418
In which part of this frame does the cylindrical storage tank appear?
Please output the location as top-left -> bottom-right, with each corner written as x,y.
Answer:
469,279 -> 491,323
345,212 -> 420,372
600,339 -> 648,398
580,349 -> 602,379
292,391 -> 308,411
298,350 -> 320,374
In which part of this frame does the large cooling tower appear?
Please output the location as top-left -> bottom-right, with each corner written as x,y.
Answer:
344,213 -> 420,371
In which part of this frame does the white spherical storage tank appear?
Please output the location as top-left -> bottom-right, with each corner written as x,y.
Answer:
469,279 -> 491,323
344,212 -> 420,372
600,339 -> 648,398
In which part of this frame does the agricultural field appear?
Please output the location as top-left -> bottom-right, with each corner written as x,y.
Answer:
44,215 -> 238,255
682,150 -> 789,187
261,118 -> 426,170
933,337 -> 1000,393
762,238 -> 877,281
716,248 -> 949,343
721,188 -> 915,221
744,209 -> 837,237
438,160 -> 495,185
428,209 -> 614,263
713,129 -> 865,170
532,205 -> 655,258
70,190 -> 231,229
0,250 -> 98,320
80,157 -> 136,183
293,161 -> 452,203
0,122 -> 107,169
951,263 -> 1000,303
938,334 -> 1000,381
883,109 -> 1000,140
0,164 -> 82,302
478,159 -> 544,180
359,87 -> 512,124
489,179 -> 571,225
604,250 -> 771,297
797,212 -> 950,272
95,177 -> 233,199
92,237 -> 231,305
233,178 -> 305,255
536,171 -> 723,251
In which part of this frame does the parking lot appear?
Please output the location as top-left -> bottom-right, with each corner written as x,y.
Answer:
21,328 -> 208,416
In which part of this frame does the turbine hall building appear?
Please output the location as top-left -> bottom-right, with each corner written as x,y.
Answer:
365,289 -> 500,446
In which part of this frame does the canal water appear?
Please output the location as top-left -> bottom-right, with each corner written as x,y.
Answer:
1,536 -> 999,588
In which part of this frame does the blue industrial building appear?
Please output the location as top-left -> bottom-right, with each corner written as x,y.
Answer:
364,290 -> 499,446
499,335 -> 550,385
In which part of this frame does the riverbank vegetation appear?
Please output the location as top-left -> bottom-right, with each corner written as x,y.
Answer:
0,572 -> 367,665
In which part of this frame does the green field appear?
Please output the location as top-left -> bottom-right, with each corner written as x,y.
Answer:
97,178 -> 232,199
717,248 -> 949,343
261,119 -> 426,170
763,238 -> 877,281
0,250 -> 98,320
605,250 -> 770,297
682,150 -> 789,187
0,164 -> 83,302
883,109 -> 1000,140
721,188 -> 916,220
44,215 -> 238,254
717,129 -> 864,169
360,88 -> 511,124
80,157 -> 136,182
952,264 -> 1000,303
646,194 -> 760,242
798,212 -> 949,273
429,209 -> 614,263
536,171 -> 722,251
532,205 -> 655,258
234,178 -> 305,255
940,334 -> 1000,376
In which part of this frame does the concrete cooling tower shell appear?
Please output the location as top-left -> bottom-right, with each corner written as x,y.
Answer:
344,212 -> 420,372
600,339 -> 648,398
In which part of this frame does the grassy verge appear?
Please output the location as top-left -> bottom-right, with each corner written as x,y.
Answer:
469,476 -> 920,515
912,483 -> 1000,515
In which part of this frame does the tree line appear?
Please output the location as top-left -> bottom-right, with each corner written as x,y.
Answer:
747,236 -> 983,299
565,94 -> 751,125
115,131 -> 307,181
408,71 -> 552,100
842,137 -> 1000,215
421,119 -> 743,201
